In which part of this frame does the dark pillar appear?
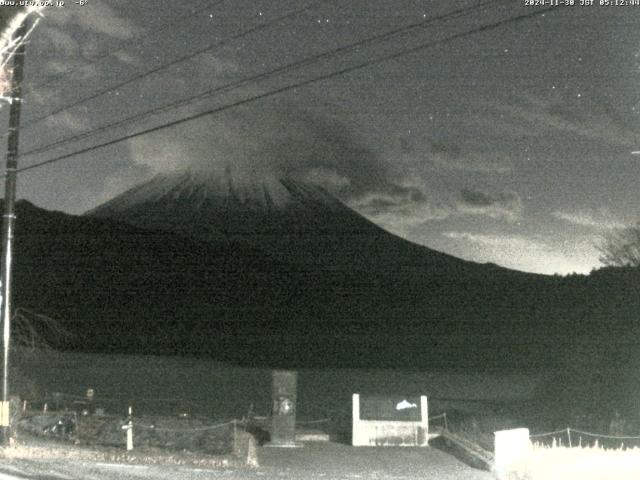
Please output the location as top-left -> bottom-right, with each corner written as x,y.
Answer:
267,370 -> 300,447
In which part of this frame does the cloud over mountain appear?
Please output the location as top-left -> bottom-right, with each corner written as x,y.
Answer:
552,209 -> 626,230
458,188 -> 523,222
484,93 -> 638,148
442,230 -> 597,274
127,103 -> 451,230
429,142 -> 513,174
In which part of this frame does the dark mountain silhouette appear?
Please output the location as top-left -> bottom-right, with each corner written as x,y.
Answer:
88,168 -> 525,276
85,169 -> 569,368
3,169 -> 638,372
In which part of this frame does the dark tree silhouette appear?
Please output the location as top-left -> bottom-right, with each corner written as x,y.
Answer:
597,223 -> 640,267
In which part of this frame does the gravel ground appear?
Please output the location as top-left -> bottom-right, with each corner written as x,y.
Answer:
0,442 -> 494,480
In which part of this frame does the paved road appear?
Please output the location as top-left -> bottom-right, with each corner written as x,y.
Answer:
0,443 -> 494,480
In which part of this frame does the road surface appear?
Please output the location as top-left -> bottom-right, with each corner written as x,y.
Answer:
0,443 -> 494,479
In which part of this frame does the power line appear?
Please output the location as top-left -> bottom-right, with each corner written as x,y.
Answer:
20,0 -> 503,159
25,0 -> 219,94
16,4 -> 562,176
19,1 -> 325,131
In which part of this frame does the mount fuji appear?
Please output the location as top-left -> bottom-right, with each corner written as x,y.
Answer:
3,165 -> 638,370
81,166 -> 584,367
88,167 -> 365,240
88,167 -> 504,277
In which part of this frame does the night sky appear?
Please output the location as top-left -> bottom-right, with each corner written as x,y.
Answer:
4,0 -> 640,275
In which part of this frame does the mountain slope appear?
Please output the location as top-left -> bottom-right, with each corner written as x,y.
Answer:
88,169 -> 523,279
83,169 -> 591,367
8,167 -> 636,371
6,193 -> 640,372
0,196 -> 561,369
9,200 -> 336,362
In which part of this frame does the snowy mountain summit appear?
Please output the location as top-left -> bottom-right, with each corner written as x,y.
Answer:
88,164 -> 474,272
92,166 -> 343,214
88,165 -> 380,244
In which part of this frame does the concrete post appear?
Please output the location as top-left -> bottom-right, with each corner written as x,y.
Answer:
352,393 -> 361,446
419,395 -> 428,446
494,428 -> 531,479
267,370 -> 300,447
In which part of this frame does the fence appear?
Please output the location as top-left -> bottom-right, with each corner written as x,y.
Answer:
494,426 -> 640,480
19,387 -> 332,456
530,426 -> 640,450
36,390 -> 226,417
427,412 -> 448,430
32,389 -> 344,422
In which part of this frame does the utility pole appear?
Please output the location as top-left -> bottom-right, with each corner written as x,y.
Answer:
0,19 -> 27,446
